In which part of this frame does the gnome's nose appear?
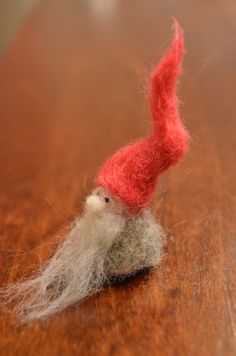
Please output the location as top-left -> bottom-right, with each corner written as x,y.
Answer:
85,195 -> 104,213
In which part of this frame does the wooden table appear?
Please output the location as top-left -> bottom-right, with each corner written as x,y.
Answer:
0,1 -> 235,355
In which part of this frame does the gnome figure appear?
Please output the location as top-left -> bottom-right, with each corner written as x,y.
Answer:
1,22 -> 189,322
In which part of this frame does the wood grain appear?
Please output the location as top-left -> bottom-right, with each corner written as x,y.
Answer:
0,0 -> 236,355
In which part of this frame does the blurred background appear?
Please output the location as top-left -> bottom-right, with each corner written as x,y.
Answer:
0,0 -> 38,54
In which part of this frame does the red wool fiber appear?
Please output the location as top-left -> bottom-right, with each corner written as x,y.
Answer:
96,21 -> 189,214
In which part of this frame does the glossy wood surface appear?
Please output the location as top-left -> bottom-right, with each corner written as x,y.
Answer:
0,1 -> 236,355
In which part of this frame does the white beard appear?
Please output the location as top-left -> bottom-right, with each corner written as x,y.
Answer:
0,209 -> 126,322
0,188 -> 165,322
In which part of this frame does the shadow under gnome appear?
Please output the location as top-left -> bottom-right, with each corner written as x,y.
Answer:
0,21 -> 189,322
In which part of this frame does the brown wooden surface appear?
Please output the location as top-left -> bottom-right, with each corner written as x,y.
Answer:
0,1 -> 236,355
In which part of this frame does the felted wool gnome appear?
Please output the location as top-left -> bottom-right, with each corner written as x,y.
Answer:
1,21 -> 189,322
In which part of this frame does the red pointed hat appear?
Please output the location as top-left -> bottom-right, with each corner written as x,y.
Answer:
96,21 -> 189,214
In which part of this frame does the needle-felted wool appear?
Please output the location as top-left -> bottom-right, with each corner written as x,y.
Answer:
96,21 -> 189,214
0,21 -> 189,322
104,209 -> 165,277
1,191 -> 127,322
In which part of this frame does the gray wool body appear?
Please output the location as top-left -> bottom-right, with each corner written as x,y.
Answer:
104,210 -> 165,277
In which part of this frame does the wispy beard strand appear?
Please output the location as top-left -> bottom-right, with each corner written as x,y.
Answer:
0,210 -> 125,322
